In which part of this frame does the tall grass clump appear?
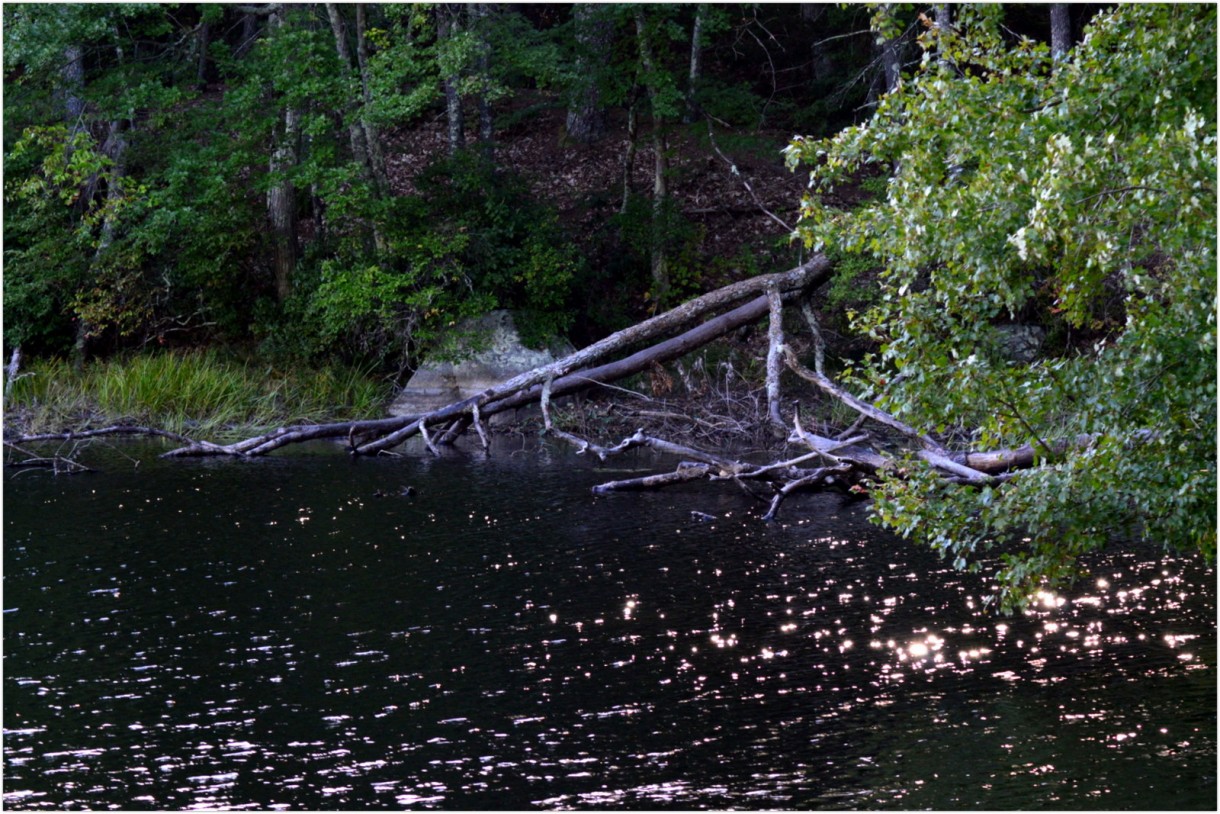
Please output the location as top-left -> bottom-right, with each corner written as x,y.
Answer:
4,350 -> 391,438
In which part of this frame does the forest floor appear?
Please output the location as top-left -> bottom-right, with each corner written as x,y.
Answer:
385,94 -> 808,278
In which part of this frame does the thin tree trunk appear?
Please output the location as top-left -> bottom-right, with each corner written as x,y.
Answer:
235,11 -> 261,58
325,4 -> 373,177
73,30 -> 130,365
467,3 -> 495,161
801,4 -> 825,24
649,126 -> 670,306
635,10 -> 670,306
685,4 -> 706,123
195,20 -> 211,89
1050,4 -> 1071,64
438,4 -> 465,156
880,3 -> 902,94
59,39 -> 91,210
60,44 -> 86,128
765,282 -> 785,427
61,33 -> 88,364
355,4 -> 389,194
267,5 -> 299,302
933,3 -> 952,74
881,40 -> 901,95
267,109 -> 299,302
74,118 -> 129,364
934,4 -> 952,32
325,3 -> 384,252
620,90 -> 639,213
92,122 -> 128,258
3,347 -> 21,412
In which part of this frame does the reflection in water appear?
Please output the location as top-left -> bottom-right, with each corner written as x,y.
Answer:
3,441 -> 1216,810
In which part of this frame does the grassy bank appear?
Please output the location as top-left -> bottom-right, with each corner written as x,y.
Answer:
3,350 -> 392,440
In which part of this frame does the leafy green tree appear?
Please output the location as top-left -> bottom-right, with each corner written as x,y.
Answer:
4,3 -> 204,356
785,4 -> 1216,609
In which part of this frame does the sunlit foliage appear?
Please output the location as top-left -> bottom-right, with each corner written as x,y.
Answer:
785,4 -> 1216,609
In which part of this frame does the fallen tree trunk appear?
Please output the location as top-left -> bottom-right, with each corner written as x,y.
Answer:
154,255 -> 833,458
6,251 -> 1117,523
481,285 -> 818,418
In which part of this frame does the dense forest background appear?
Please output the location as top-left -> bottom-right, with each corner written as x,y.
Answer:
4,2 -> 1100,375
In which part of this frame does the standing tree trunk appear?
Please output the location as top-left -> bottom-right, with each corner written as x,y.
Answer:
933,3 -> 953,74
437,4 -> 465,156
326,4 -> 373,179
60,34 -> 89,365
934,4 -> 952,33
354,4 -> 389,194
4,347 -> 21,411
194,19 -> 211,89
634,10 -> 670,307
92,120 -> 128,259
1050,4 -> 1072,64
880,3 -> 902,95
472,3 -> 495,159
865,3 -> 902,110
648,127 -> 670,307
60,44 -> 86,128
765,282 -> 785,427
620,87 -> 639,214
326,3 -> 387,255
58,38 -> 91,214
267,5 -> 300,302
234,10 -> 261,58
801,4 -> 825,24
74,117 -> 129,364
685,4 -> 706,123
565,3 -> 612,144
267,111 -> 299,302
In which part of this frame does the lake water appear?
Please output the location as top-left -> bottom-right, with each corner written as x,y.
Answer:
3,439 -> 1215,810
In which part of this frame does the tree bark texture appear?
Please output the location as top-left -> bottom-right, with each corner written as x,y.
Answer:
1050,4 -> 1072,63
635,9 -> 671,305
326,5 -> 374,179
566,3 -> 612,144
473,3 -> 495,155
620,91 -> 639,213
354,4 -> 390,194
267,5 -> 300,302
685,4 -> 706,123
765,283 -> 785,427
194,20 -> 211,89
76,52 -> 130,364
438,4 -> 466,156
60,44 -> 86,128
879,3 -> 902,95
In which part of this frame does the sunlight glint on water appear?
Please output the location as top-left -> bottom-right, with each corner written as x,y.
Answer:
3,442 -> 1215,810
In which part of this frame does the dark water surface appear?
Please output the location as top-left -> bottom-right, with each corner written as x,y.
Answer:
3,440 -> 1215,810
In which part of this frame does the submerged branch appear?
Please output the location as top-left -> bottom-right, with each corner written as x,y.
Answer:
8,424 -> 231,453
